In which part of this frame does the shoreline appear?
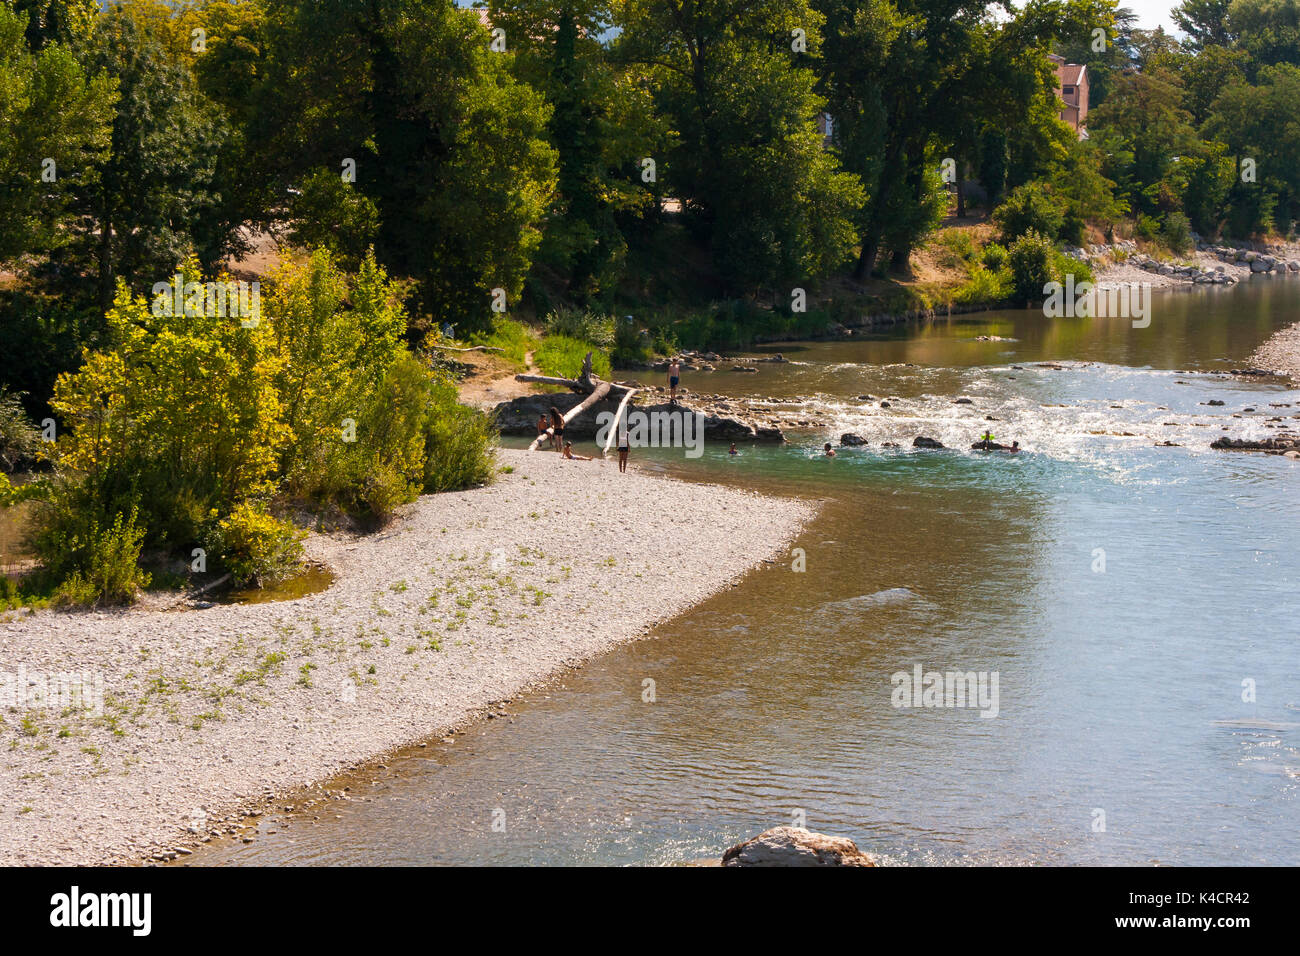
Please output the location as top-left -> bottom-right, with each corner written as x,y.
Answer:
0,449 -> 815,866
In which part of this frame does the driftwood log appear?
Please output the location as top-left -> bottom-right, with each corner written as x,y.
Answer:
520,352 -> 634,452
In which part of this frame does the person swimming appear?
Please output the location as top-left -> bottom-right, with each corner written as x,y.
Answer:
823,442 -> 836,458
729,443 -> 738,456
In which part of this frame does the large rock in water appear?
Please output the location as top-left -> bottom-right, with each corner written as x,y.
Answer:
912,436 -> 945,449
840,433 -> 869,446
491,393 -> 785,442
722,827 -> 876,867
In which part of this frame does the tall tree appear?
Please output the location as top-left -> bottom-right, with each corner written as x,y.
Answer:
65,5 -> 225,311
257,0 -> 557,331
0,2 -> 115,264
619,0 -> 864,295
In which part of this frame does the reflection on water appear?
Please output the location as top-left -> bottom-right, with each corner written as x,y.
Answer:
221,565 -> 335,605
193,281 -> 1300,866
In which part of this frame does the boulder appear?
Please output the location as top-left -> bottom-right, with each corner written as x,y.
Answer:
721,827 -> 876,867
840,433 -> 869,446
913,436 -> 945,449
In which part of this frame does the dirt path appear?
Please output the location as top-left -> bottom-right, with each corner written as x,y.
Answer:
458,349 -> 541,409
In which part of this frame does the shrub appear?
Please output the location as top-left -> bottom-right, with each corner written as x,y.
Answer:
1007,230 -> 1055,302
534,335 -> 612,379
45,505 -> 151,607
543,308 -> 614,347
981,243 -> 1008,271
206,501 -> 304,587
466,318 -> 538,368
612,319 -> 652,367
993,183 -> 1065,244
934,230 -> 977,268
0,390 -> 42,473
1162,211 -> 1194,254
1135,213 -> 1162,242
1052,251 -> 1094,286
953,265 -> 1012,305
422,379 -> 496,493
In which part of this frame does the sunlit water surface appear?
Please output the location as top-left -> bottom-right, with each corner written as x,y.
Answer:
193,280 -> 1300,866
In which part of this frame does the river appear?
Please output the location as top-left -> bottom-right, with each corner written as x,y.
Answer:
191,278 -> 1300,866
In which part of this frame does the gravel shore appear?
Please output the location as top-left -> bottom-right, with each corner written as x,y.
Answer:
1253,320 -> 1300,381
0,449 -> 813,865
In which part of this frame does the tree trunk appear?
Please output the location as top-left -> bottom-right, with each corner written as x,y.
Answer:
522,352 -> 622,452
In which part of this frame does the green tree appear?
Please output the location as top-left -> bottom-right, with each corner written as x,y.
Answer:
256,0 -> 556,332
619,0 -> 864,294
69,6 -> 226,311
0,3 -> 115,263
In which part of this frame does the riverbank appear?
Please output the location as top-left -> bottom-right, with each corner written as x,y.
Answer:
0,449 -> 813,865
1252,319 -> 1300,382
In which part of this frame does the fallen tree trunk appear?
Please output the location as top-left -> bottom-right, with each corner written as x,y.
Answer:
427,344 -> 504,353
526,354 -> 616,451
515,351 -> 635,397
602,387 -> 638,458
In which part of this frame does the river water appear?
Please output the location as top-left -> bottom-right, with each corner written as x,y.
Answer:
194,279 -> 1300,866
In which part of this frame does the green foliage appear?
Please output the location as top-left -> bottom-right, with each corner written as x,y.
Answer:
467,318 -> 539,368
73,7 -> 226,309
620,0 -> 864,290
534,335 -> 612,379
981,243 -> 1009,271
543,308 -> 614,347
994,183 -> 1065,244
1006,230 -> 1055,302
258,0 -> 557,331
204,501 -> 304,587
289,168 -> 380,271
1162,211 -> 1195,253
0,390 -> 41,473
35,248 -> 497,595
41,503 -> 151,607
953,264 -> 1012,305
0,3 -> 116,263
612,319 -> 652,367
421,376 -> 496,493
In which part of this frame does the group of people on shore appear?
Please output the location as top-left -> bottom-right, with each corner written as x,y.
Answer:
537,407 -> 630,472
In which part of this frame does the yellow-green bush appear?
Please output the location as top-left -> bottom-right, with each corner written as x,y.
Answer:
205,502 -> 304,587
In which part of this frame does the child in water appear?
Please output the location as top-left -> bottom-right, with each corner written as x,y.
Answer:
729,443 -> 738,456
823,442 -> 836,458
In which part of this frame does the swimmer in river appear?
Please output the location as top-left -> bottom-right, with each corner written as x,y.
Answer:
824,442 -> 836,458
729,443 -> 738,456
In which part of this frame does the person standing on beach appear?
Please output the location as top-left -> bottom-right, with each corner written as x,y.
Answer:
549,406 -> 566,451
668,359 -> 680,406
617,423 -> 630,473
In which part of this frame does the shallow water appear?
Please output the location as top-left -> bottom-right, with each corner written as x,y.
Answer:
194,278 -> 1300,866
